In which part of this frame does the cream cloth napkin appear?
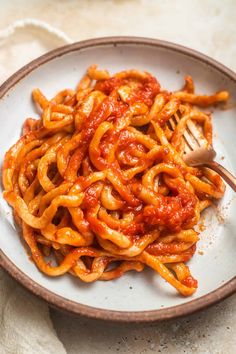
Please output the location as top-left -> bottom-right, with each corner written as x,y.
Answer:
0,19 -> 71,354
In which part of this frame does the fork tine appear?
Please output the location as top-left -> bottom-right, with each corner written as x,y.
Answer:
169,113 -> 208,154
169,117 -> 176,131
183,127 -> 199,150
168,116 -> 186,153
184,143 -> 192,154
186,120 -> 208,148
172,114 -> 199,151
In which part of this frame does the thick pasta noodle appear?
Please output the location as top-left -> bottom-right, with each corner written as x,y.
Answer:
2,65 -> 228,296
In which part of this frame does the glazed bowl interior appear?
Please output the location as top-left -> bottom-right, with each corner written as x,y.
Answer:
0,37 -> 235,321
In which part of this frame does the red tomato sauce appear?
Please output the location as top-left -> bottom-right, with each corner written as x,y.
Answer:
181,275 -> 198,288
95,75 -> 160,107
141,190 -> 197,232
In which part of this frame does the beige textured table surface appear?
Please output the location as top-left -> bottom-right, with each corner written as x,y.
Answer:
1,1 -> 236,353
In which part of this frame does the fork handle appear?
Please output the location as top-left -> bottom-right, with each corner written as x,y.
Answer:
204,161 -> 236,192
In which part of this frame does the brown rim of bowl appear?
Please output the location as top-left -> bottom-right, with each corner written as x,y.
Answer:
0,36 -> 236,322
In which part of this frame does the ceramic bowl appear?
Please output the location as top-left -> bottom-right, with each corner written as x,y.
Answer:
0,37 -> 236,322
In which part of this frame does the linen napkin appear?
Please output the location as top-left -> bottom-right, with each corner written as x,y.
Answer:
0,19 -> 71,354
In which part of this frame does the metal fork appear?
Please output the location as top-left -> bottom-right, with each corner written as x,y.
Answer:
168,115 -> 236,191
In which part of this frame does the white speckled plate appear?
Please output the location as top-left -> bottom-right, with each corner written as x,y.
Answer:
0,37 -> 235,321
